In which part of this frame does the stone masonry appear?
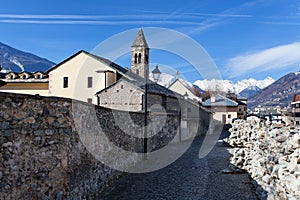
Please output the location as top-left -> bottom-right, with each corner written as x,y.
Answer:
0,92 -> 208,199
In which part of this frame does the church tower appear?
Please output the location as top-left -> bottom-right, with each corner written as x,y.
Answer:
131,29 -> 149,78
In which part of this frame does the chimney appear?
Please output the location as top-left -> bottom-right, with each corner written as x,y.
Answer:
211,95 -> 215,103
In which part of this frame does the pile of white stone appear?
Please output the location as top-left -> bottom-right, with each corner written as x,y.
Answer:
226,120 -> 300,200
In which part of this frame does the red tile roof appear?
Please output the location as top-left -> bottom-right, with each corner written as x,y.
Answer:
293,94 -> 300,102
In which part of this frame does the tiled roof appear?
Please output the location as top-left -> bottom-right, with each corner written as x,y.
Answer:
96,75 -> 178,98
202,94 -> 238,107
47,50 -> 128,75
292,93 -> 300,103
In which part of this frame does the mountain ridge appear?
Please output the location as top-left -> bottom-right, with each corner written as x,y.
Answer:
247,72 -> 300,109
0,42 -> 55,73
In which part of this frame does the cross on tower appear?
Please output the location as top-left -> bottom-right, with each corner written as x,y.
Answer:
175,71 -> 180,79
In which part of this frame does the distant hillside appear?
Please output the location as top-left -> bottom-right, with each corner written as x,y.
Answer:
239,85 -> 261,98
248,72 -> 300,109
0,42 -> 55,72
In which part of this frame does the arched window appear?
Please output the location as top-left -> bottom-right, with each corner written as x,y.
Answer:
145,54 -> 149,64
138,53 -> 142,63
134,53 -> 137,64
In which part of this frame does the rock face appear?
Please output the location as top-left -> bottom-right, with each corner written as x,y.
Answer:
226,120 -> 300,200
0,92 -> 202,199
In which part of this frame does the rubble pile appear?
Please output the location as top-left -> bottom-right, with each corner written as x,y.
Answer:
226,120 -> 300,200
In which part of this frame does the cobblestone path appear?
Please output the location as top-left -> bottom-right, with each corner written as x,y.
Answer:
97,132 -> 258,200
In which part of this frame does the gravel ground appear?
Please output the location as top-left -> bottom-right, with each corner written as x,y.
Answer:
97,131 -> 259,200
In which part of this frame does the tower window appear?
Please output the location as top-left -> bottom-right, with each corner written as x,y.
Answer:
63,77 -> 69,88
138,53 -> 141,63
145,54 -> 149,64
134,53 -> 137,64
88,77 -> 93,88
136,69 -> 139,75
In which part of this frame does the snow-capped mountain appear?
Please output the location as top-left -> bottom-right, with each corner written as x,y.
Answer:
149,72 -> 204,95
193,77 -> 275,94
239,85 -> 261,98
248,72 -> 300,109
149,72 -> 174,87
150,72 -> 274,98
0,42 -> 55,72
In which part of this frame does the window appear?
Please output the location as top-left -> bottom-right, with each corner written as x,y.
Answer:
134,53 -> 137,64
145,54 -> 149,64
136,69 -> 139,75
63,77 -> 68,88
87,98 -> 92,104
187,108 -> 192,113
121,85 -> 124,89
138,53 -> 142,63
88,77 -> 93,88
228,114 -> 231,118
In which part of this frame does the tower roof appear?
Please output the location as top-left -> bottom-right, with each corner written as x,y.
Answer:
131,28 -> 149,48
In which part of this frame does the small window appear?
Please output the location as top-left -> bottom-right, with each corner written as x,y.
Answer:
63,77 -> 69,88
187,108 -> 192,113
228,114 -> 231,118
88,77 -> 93,88
121,85 -> 124,89
134,53 -> 137,64
87,98 -> 92,104
138,53 -> 142,63
239,108 -> 241,112
145,54 -> 149,64
136,69 -> 139,75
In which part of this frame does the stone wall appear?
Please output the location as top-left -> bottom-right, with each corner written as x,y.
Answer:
226,120 -> 300,200
0,92 -> 208,199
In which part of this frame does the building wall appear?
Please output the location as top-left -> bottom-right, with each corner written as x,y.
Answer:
98,80 -> 143,112
49,52 -> 117,105
206,106 -> 237,124
0,82 -> 49,96
168,80 -> 199,101
237,104 -> 247,119
98,80 -> 181,113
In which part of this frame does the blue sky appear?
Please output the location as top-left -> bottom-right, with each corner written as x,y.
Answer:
1,0 -> 300,82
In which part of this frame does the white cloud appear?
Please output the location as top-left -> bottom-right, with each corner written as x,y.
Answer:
0,12 -> 251,27
225,42 -> 300,78
0,19 -> 203,25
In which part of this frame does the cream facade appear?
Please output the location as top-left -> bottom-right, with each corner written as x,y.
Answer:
0,51 -> 124,105
211,107 -> 238,124
168,79 -> 201,102
48,51 -> 123,104
202,94 -> 239,124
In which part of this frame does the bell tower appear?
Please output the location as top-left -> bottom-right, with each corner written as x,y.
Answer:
131,28 -> 149,78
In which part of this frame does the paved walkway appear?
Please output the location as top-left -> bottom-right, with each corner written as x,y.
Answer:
97,132 -> 258,200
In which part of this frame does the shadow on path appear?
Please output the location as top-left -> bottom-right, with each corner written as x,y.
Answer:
97,131 -> 263,200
